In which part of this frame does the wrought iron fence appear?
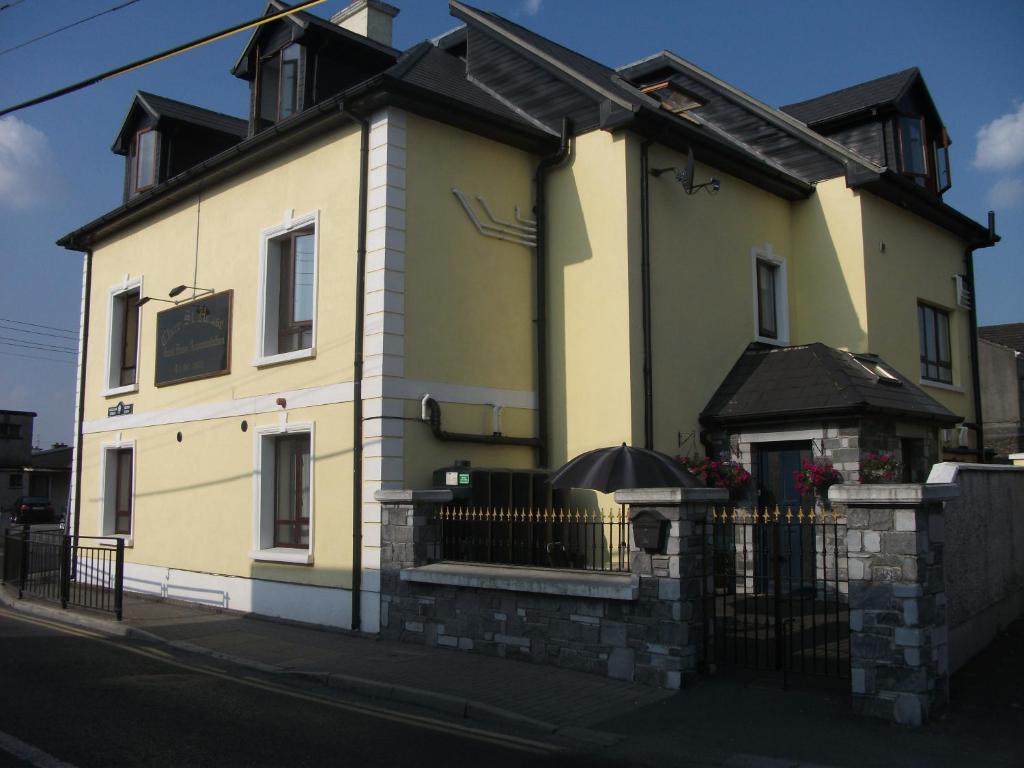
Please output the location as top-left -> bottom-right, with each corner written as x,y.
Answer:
2,526 -> 125,620
702,506 -> 849,686
437,506 -> 630,573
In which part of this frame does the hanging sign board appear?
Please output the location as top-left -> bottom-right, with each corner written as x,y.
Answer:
154,291 -> 232,387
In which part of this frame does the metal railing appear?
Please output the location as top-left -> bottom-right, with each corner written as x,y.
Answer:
437,506 -> 630,573
702,506 -> 849,686
2,526 -> 125,620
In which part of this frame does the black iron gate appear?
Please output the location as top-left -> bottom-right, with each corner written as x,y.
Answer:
2,526 -> 125,620
702,507 -> 849,687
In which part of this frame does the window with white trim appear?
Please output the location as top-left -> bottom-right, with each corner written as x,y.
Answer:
101,442 -> 134,538
251,424 -> 313,564
918,302 -> 953,385
106,280 -> 143,394
751,245 -> 788,345
256,212 -> 318,365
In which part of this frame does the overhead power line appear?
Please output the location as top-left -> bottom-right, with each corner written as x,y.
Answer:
0,0 -> 326,118
0,321 -> 78,341
0,1 -> 28,14
0,316 -> 78,334
0,349 -> 76,366
0,336 -> 77,354
0,0 -> 143,58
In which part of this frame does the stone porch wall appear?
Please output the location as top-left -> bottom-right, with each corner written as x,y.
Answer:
375,488 -> 726,690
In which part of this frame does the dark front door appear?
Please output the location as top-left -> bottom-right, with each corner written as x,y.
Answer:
755,442 -> 812,588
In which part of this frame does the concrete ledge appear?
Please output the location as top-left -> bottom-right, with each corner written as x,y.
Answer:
375,489 -> 453,504
614,487 -> 728,505
927,461 -> 1024,484
829,483 -> 959,505
400,562 -> 639,600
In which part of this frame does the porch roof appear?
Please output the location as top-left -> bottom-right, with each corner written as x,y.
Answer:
700,342 -> 962,428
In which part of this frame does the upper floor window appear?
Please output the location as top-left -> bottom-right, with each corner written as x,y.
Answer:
918,303 -> 952,385
898,116 -> 928,182
106,279 -> 142,394
256,212 -> 318,366
133,129 -> 158,192
751,245 -> 789,345
934,130 -> 951,194
258,44 -> 302,129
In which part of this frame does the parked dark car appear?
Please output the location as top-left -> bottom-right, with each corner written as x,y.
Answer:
8,497 -> 61,525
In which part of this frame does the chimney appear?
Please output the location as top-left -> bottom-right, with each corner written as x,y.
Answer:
331,0 -> 400,48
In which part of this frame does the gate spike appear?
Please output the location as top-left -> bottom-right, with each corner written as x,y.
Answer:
785,507 -> 793,523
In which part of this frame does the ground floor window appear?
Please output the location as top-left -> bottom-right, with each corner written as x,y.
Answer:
101,443 -> 134,537
252,425 -> 313,563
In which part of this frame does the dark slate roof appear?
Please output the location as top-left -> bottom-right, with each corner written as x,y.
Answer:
780,68 -> 919,126
113,91 -> 246,154
979,323 -> 1024,354
701,343 -> 961,426
386,41 -> 543,131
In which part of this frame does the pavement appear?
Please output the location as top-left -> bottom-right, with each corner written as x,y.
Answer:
2,584 -> 1022,768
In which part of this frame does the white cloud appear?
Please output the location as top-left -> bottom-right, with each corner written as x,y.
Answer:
974,102 -> 1024,170
521,0 -> 543,16
986,177 -> 1024,210
0,115 -> 60,209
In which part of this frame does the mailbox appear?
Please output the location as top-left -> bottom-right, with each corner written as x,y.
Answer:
629,507 -> 668,553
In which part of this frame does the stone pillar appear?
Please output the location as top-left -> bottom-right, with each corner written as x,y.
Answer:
830,483 -> 958,726
375,489 -> 451,632
615,487 -> 728,688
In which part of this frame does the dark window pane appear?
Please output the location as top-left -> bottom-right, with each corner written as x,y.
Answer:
918,303 -> 952,383
900,117 -> 927,176
935,144 -> 951,192
273,434 -> 310,548
120,291 -> 140,386
135,131 -> 157,189
259,53 -> 280,127
115,449 -> 133,535
757,261 -> 777,338
279,44 -> 300,119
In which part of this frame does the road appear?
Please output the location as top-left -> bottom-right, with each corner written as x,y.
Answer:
0,610 -> 628,768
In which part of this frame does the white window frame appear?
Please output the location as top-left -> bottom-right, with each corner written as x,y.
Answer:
250,421 -> 315,564
751,244 -> 789,346
99,438 -> 135,545
253,210 -> 319,367
104,276 -> 144,396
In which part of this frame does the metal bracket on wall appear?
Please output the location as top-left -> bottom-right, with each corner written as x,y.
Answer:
452,188 -> 537,247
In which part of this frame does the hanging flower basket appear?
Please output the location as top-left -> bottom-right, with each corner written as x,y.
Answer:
859,452 -> 901,484
678,455 -> 751,500
792,459 -> 843,508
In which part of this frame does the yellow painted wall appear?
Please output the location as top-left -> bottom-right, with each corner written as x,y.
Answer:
547,130 -> 640,466
645,141 -> 793,457
859,192 -> 972,422
84,125 -> 362,424
77,403 -> 354,588
403,114 -> 536,393
790,176 -> 869,352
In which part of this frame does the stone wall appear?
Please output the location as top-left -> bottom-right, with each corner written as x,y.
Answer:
927,462 -> 1024,671
375,488 -> 726,690
831,484 -> 956,727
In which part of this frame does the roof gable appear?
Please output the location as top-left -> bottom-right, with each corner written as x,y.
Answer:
701,342 -> 961,426
979,323 -> 1024,354
112,91 -> 247,154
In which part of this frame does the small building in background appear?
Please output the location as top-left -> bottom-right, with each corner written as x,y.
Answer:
27,444 -> 74,521
0,409 -> 36,515
978,323 -> 1024,460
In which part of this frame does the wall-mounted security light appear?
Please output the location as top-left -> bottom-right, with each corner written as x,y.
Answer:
136,296 -> 174,307
169,284 -> 215,300
649,150 -> 720,195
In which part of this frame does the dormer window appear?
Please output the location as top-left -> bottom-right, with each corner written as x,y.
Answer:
257,43 -> 303,130
934,129 -> 951,194
131,128 -> 159,194
898,116 -> 928,183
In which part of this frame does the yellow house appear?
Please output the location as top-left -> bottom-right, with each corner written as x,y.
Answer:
58,0 -> 997,630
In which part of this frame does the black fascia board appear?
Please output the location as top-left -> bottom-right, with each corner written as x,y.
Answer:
846,166 -> 997,246
58,75 -> 555,251
628,108 -> 814,201
699,403 -> 963,429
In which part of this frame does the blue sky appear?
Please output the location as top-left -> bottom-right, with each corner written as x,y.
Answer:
1,0 -> 1022,447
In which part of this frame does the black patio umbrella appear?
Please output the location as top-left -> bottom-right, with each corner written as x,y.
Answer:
549,443 -> 703,493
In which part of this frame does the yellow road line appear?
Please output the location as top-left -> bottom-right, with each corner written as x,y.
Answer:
0,609 -> 558,756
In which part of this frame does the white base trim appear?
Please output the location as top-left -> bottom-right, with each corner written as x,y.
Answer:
117,561 -> 353,628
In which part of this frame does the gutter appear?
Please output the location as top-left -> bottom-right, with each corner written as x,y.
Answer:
965,211 -> 1000,463
533,119 -> 572,467
639,140 -> 654,449
71,250 -> 92,548
343,106 -> 370,632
